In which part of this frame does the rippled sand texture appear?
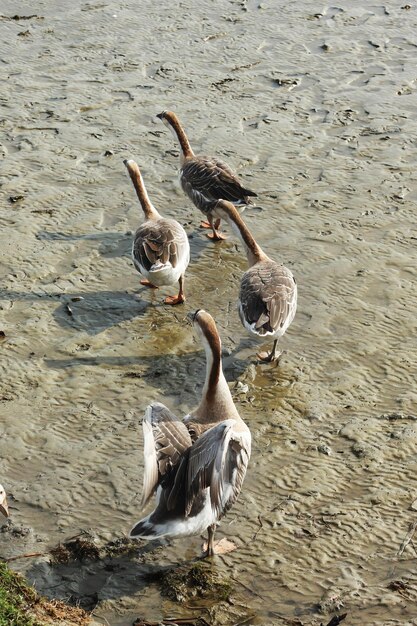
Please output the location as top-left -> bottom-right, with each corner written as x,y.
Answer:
1,1 -> 417,625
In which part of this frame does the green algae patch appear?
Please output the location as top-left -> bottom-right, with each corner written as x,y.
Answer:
0,561 -> 39,626
160,561 -> 232,603
0,561 -> 91,625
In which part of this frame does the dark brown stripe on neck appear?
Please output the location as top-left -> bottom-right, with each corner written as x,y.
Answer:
166,113 -> 194,158
126,162 -> 156,219
219,201 -> 265,265
203,323 -> 222,401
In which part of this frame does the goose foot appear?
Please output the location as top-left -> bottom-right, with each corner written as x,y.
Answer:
206,231 -> 228,241
257,350 -> 280,362
164,294 -> 185,305
200,219 -> 221,229
140,279 -> 158,288
257,340 -> 282,363
202,537 -> 237,557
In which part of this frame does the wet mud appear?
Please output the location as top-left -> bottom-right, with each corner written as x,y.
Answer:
1,1 -> 417,625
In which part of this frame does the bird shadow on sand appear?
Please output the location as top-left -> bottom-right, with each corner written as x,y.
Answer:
53,289 -> 149,334
0,288 -> 149,335
24,537 -> 232,615
36,223 -> 215,264
44,346 -> 251,401
36,230 -> 133,260
24,539 -> 173,612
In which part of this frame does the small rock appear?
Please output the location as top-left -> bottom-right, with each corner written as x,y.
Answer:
306,411 -> 322,421
317,443 -> 332,456
351,442 -> 366,458
234,381 -> 249,394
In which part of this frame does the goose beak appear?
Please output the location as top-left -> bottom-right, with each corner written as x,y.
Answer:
0,498 -> 9,518
156,112 -> 165,120
187,309 -> 202,324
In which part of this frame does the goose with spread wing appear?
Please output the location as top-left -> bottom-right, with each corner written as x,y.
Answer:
156,110 -> 257,241
213,200 -> 297,362
124,159 -> 190,305
0,484 -> 9,517
129,309 -> 251,556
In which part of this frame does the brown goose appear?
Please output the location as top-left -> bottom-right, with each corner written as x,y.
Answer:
214,200 -> 297,362
156,110 -> 257,241
124,159 -> 190,305
0,484 -> 9,517
129,309 -> 251,557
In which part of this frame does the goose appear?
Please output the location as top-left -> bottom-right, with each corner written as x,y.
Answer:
214,200 -> 297,362
0,484 -> 9,517
156,110 -> 257,241
129,309 -> 251,557
124,159 -> 190,305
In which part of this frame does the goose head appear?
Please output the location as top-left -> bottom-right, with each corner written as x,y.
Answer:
156,110 -> 175,128
188,309 -> 221,355
157,111 -> 193,161
0,484 -> 9,518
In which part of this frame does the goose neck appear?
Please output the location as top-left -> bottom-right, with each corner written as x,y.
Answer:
224,207 -> 265,267
128,166 -> 160,220
195,331 -> 237,421
167,115 -> 194,159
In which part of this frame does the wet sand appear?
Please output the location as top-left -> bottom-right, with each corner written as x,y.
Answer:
1,1 -> 417,624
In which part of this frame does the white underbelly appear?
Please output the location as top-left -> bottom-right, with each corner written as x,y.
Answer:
238,302 -> 290,340
153,489 -> 217,539
133,258 -> 182,287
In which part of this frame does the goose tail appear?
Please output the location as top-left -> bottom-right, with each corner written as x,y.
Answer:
129,516 -> 159,539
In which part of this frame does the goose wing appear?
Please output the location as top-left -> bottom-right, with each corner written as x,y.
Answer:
133,219 -> 189,272
181,157 -> 257,208
240,261 -> 297,336
141,402 -> 192,509
185,419 -> 251,519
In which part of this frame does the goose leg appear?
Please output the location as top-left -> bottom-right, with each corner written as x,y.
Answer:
202,525 -> 237,556
165,274 -> 185,305
257,339 -> 282,363
205,524 -> 216,557
206,216 -> 227,241
140,279 -> 158,288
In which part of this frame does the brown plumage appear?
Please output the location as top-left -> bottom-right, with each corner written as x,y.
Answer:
180,157 -> 257,208
214,200 -> 297,362
157,111 -> 257,241
129,310 -> 251,557
132,220 -> 185,274
124,159 -> 190,305
239,261 -> 297,337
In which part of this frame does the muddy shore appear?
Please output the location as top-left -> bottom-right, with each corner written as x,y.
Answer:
1,1 -> 417,625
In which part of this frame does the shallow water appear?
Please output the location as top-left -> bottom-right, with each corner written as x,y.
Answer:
1,1 -> 417,624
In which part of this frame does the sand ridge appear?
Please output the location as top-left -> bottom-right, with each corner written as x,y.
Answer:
1,1 -> 417,624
